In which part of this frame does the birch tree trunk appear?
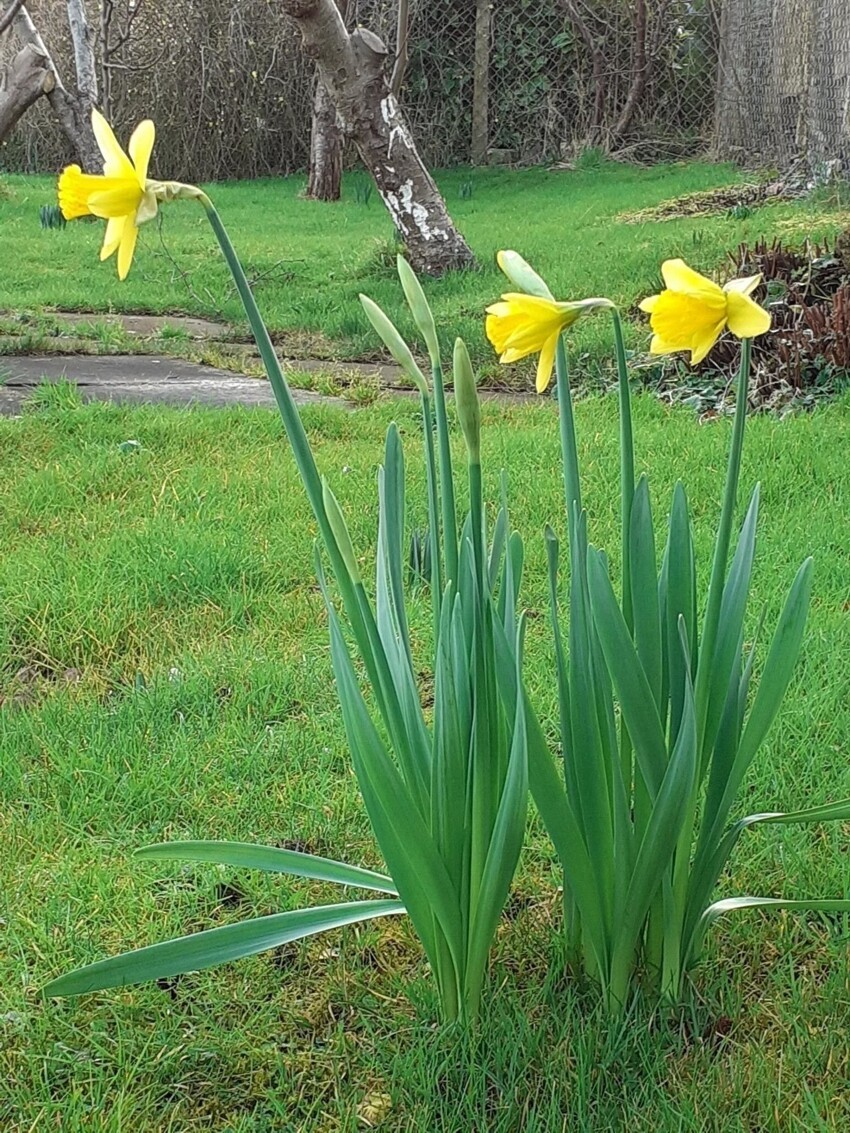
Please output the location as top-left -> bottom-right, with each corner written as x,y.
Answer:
283,0 -> 474,274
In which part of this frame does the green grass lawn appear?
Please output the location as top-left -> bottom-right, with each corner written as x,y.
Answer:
2,389 -> 850,1131
1,162 -> 848,380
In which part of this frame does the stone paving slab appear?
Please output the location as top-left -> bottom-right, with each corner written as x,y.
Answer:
40,312 -> 230,340
0,355 -> 349,415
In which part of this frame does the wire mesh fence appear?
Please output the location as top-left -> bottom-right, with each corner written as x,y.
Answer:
715,0 -> 850,174
0,0 -> 786,184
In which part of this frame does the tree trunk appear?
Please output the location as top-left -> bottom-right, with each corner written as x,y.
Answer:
13,4 -> 101,170
306,76 -> 343,200
612,0 -> 648,142
471,0 -> 491,164
306,0 -> 346,201
282,0 -> 474,275
66,0 -> 98,107
0,41 -> 54,142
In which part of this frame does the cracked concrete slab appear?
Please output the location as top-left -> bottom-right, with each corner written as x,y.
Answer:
0,355 -> 350,415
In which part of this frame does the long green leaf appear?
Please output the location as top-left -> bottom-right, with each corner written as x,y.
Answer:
465,624 -> 528,1016
629,476 -> 662,707
44,900 -> 405,997
699,896 -> 850,936
702,558 -> 813,851
587,547 -> 668,797
663,482 -> 696,746
610,649 -> 697,988
327,607 -> 461,970
701,485 -> 760,773
136,841 -> 398,894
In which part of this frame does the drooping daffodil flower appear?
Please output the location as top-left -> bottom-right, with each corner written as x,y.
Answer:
486,250 -> 613,393
640,259 -> 771,365
58,110 -> 203,279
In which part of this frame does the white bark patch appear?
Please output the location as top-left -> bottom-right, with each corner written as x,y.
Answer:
380,94 -> 414,160
381,179 -> 449,244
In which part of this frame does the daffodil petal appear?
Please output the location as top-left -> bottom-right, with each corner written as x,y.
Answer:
661,259 -> 724,303
639,294 -> 660,313
129,120 -> 155,185
500,347 -> 528,364
725,290 -> 772,339
689,319 -> 727,364
100,216 -> 125,261
91,109 -> 135,178
723,273 -> 762,296
88,184 -> 145,219
645,289 -> 725,352
536,334 -> 558,393
117,219 -> 139,280
498,293 -> 562,318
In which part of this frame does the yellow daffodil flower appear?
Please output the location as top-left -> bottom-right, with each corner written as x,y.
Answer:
58,111 -> 204,280
640,259 -> 771,365
486,292 -> 612,393
58,110 -> 159,280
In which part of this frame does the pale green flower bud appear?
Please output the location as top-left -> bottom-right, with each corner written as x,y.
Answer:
396,256 -> 440,367
496,249 -> 555,300
453,337 -> 480,463
359,295 -> 429,396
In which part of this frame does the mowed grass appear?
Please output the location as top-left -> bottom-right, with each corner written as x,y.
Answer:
1,162 -> 848,377
2,390 -> 850,1131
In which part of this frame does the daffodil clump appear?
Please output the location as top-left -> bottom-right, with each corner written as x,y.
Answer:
46,112 -> 850,1020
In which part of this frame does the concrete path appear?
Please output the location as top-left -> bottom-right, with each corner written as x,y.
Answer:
0,355 -> 350,416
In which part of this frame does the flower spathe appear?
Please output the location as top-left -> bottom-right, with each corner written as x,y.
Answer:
486,292 -> 612,393
640,259 -> 771,365
58,111 -> 204,280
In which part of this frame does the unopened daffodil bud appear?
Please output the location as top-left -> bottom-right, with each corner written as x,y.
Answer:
453,337 -> 480,463
496,249 -> 555,300
359,295 -> 429,396
396,255 -> 440,367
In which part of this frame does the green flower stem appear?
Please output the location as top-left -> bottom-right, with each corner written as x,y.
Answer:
199,197 -> 333,562
421,392 -> 444,637
200,195 -> 424,809
694,338 -> 753,766
432,360 -> 459,590
612,308 -> 637,800
555,334 -> 582,540
611,309 -> 635,633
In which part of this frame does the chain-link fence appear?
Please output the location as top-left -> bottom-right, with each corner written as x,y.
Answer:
3,1 -> 718,179
715,0 -> 850,173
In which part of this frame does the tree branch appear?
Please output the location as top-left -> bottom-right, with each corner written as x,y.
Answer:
0,0 -> 24,37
